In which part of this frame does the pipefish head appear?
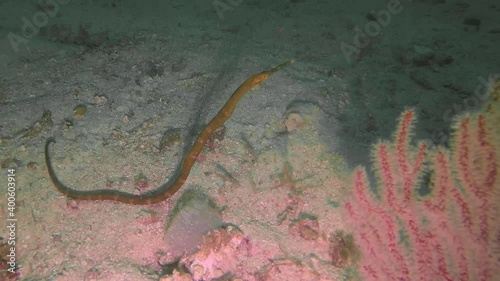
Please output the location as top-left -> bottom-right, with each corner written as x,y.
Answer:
252,73 -> 271,85
252,59 -> 295,85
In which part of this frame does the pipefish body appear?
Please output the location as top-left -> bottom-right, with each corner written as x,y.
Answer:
45,60 -> 294,205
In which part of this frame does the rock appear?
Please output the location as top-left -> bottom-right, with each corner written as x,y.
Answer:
164,189 -> 225,258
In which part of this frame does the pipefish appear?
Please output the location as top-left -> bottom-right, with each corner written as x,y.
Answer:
45,60 -> 294,205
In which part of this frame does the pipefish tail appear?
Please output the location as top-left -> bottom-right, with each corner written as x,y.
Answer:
45,60 -> 294,205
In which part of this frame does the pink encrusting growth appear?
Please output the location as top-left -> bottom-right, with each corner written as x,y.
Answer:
344,102 -> 500,281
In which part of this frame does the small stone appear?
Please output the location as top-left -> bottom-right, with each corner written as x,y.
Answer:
1,158 -> 21,169
159,128 -> 182,151
66,199 -> 79,211
289,213 -> 320,241
63,118 -> 74,129
164,190 -> 224,258
52,234 -> 62,243
73,104 -> 88,117
26,162 -> 38,170
284,113 -> 305,132
412,45 -> 435,67
145,60 -> 165,78
135,173 -> 149,190
329,230 -> 360,268
191,264 -> 206,280
122,115 -> 129,124
93,94 -> 107,105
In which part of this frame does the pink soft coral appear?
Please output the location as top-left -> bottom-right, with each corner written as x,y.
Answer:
344,78 -> 500,281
